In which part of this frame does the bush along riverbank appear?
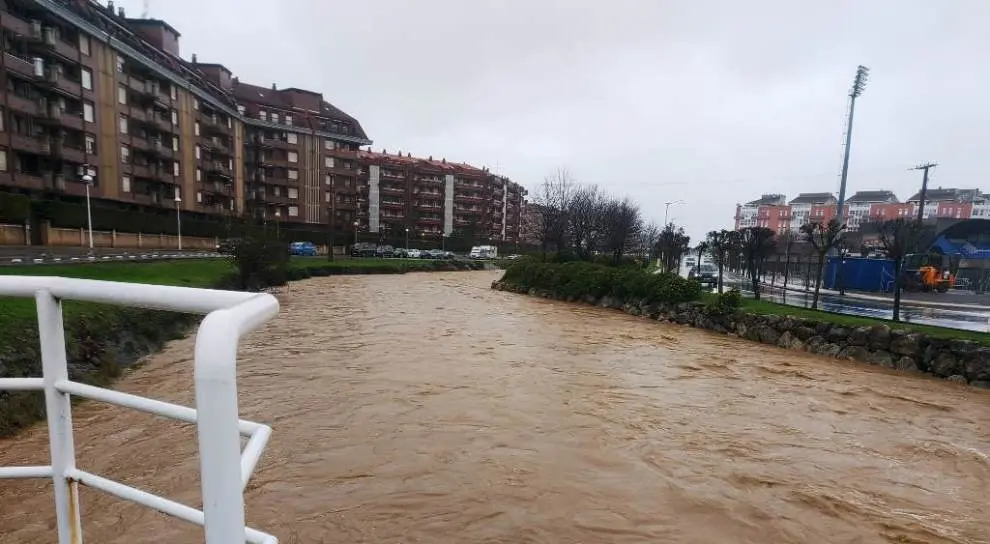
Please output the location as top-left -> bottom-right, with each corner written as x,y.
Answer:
0,257 -> 486,436
492,261 -> 990,389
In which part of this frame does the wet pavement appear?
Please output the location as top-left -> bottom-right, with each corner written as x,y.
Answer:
729,280 -> 990,333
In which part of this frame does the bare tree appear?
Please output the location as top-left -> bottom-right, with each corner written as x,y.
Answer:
876,218 -> 924,321
800,219 -> 845,310
739,227 -> 777,300
567,184 -> 604,260
532,168 -> 575,260
776,230 -> 798,288
705,229 -> 740,293
655,223 -> 691,273
600,197 -> 642,265
638,221 -> 662,268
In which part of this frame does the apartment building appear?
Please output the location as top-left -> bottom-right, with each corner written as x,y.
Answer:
0,0 -> 371,229
735,187 -> 988,233
358,150 -> 526,243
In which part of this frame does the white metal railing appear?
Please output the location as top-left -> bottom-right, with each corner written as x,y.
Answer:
0,276 -> 280,544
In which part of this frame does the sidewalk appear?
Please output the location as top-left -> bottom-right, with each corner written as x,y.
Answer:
756,277 -> 990,311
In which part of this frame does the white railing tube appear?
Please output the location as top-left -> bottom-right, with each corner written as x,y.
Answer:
56,380 -> 199,425
36,290 -> 83,544
240,425 -> 272,490
0,377 -> 44,390
0,465 -> 54,478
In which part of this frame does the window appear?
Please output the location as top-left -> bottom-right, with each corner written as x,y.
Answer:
85,134 -> 95,154
193,98 -> 199,111
79,34 -> 90,55
288,151 -> 298,163
118,85 -> 127,105
324,140 -> 334,150
197,191 -> 202,203
83,102 -> 94,122
288,187 -> 298,199
171,110 -> 178,125
120,144 -> 130,163
288,169 -> 298,180
324,174 -> 332,186
288,206 -> 299,217
195,145 -> 201,159
0,108 -> 3,131
287,132 -> 297,144
237,105 -> 246,115
285,115 -> 292,126
174,187 -> 181,201
325,157 -> 334,168
172,137 -> 179,151
121,175 -> 131,193
170,85 -> 177,100
115,55 -> 124,72
0,149 -> 6,172
343,161 -> 352,170
118,115 -> 128,134
196,168 -> 202,181
81,68 -> 93,90
325,191 -> 331,203
194,121 -> 200,136
273,186 -> 281,196
173,161 -> 180,176
272,114 -> 279,124
227,117 -> 232,129
259,110 -> 267,121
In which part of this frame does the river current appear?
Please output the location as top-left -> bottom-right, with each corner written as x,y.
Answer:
1,270 -> 988,543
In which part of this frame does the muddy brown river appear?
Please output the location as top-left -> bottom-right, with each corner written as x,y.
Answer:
1,270 -> 989,543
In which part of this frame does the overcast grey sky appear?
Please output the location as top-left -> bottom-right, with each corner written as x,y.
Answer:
118,0 -> 990,241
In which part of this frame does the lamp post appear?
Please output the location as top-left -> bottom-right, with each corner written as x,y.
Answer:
353,220 -> 359,247
174,196 -> 183,250
81,172 -> 94,251
441,233 -> 447,252
405,227 -> 409,251
664,200 -> 684,226
274,209 -> 281,239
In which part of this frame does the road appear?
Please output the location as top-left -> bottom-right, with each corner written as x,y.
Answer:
0,246 -> 224,266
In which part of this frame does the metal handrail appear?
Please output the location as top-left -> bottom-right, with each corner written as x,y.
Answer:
0,276 -> 279,543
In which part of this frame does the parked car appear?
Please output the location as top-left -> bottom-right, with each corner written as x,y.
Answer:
217,238 -> 241,254
407,249 -> 421,258
393,248 -> 408,258
689,264 -> 718,286
376,245 -> 395,258
289,241 -> 318,256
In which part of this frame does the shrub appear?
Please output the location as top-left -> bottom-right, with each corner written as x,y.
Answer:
704,288 -> 742,317
500,259 -> 701,305
231,222 -> 289,290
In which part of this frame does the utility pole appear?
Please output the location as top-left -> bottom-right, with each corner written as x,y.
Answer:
912,162 -> 937,226
835,65 -> 870,225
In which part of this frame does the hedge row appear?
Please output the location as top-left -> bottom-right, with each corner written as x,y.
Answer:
500,258 -> 702,305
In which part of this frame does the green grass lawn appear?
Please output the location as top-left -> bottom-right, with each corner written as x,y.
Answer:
734,296 -> 990,344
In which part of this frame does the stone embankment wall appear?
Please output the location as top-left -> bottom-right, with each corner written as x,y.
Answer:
491,281 -> 990,388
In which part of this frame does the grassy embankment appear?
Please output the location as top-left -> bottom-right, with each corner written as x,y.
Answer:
0,257 -> 479,435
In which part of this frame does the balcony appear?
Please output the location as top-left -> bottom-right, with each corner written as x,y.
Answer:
6,93 -> 41,116
380,185 -> 405,195
253,137 -> 291,150
203,181 -> 235,197
1,11 -> 32,37
26,25 -> 79,61
9,133 -> 51,155
36,101 -> 84,131
51,140 -> 85,164
199,112 -> 230,135
206,162 -> 234,179
381,200 -> 405,210
36,69 -> 82,98
150,166 -> 176,184
202,139 -> 233,157
145,141 -> 173,159
128,163 -> 153,179
4,52 -> 37,80
455,193 -> 484,203
128,136 -> 152,152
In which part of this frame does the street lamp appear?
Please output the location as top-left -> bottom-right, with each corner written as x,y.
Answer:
274,209 -> 281,239
664,200 -> 684,226
81,172 -> 94,250
405,227 -> 409,251
353,220 -> 359,246
174,196 -> 182,250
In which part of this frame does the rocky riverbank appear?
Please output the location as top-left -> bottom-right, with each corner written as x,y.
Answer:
492,280 -> 990,388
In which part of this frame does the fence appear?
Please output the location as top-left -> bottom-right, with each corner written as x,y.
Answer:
1,223 -> 218,250
0,277 -> 280,543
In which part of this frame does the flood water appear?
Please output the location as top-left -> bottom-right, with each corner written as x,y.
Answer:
2,270 -> 989,543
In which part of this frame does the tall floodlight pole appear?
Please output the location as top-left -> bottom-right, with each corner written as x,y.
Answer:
912,162 -> 937,226
833,65 -> 869,297
835,65 -> 870,225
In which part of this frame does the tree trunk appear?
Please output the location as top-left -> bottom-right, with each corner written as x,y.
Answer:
812,255 -> 826,309
892,261 -> 902,321
717,261 -> 724,294
782,252 -> 791,289
750,262 -> 761,300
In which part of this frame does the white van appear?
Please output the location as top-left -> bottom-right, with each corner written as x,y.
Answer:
469,245 -> 498,259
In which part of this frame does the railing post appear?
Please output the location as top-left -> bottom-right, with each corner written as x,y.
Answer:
36,289 -> 83,544
194,314 -> 246,543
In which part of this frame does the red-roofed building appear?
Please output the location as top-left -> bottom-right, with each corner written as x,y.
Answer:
358,150 -> 526,243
